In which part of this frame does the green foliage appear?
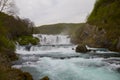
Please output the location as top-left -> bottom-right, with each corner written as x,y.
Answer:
17,36 -> 40,45
0,12 -> 34,79
86,0 -> 120,51
30,37 -> 40,45
87,0 -> 120,31
0,12 -> 33,39
0,35 -> 15,51
0,12 -> 35,51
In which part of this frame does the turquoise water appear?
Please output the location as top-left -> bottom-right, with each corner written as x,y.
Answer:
17,52 -> 120,80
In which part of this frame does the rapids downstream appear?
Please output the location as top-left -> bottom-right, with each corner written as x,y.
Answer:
13,34 -> 120,80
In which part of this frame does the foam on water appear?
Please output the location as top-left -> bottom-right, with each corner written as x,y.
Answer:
16,46 -> 76,55
17,57 -> 120,80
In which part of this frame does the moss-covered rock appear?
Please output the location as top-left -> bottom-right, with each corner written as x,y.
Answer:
30,37 -> 40,45
0,52 -> 33,80
76,45 -> 88,53
17,36 -> 40,45
40,76 -> 49,80
0,35 -> 15,51
18,71 -> 33,80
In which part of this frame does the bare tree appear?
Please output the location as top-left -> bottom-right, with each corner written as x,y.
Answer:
7,1 -> 19,15
23,18 -> 35,34
0,0 -> 18,15
0,0 -> 9,12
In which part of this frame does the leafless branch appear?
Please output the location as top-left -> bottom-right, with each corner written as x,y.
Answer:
0,0 -> 19,15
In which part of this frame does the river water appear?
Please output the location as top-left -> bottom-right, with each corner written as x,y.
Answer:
13,34 -> 120,80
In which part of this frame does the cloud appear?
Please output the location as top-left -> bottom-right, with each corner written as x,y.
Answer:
15,0 -> 96,26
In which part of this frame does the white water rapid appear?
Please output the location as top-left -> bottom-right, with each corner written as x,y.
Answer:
14,34 -> 120,80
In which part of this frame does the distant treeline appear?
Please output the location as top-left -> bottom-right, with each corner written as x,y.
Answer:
34,23 -> 85,34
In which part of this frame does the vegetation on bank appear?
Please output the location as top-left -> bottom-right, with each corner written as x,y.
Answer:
0,64 -> 33,80
17,35 -> 40,45
87,0 -> 120,37
86,0 -> 120,51
0,12 -> 35,80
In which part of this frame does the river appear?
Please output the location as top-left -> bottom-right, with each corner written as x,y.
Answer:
13,34 -> 120,80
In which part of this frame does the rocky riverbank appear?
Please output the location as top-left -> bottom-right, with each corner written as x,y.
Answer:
0,12 -> 35,80
70,0 -> 120,52
71,24 -> 120,52
0,52 -> 33,80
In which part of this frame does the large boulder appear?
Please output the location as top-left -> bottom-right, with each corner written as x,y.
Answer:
76,45 -> 88,53
22,72 -> 33,80
40,76 -> 49,80
117,37 -> 120,52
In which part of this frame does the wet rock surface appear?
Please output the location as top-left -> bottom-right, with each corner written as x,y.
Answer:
76,45 -> 88,53
40,76 -> 49,80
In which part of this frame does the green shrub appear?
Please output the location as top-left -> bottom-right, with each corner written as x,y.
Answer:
0,35 -> 15,51
30,37 -> 40,45
18,36 -> 40,45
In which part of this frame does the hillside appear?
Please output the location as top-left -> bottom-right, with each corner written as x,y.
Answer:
74,0 -> 120,52
0,12 -> 33,80
87,0 -> 120,51
87,0 -> 120,36
34,23 -> 85,34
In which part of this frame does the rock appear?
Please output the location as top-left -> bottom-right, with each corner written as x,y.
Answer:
116,68 -> 120,73
76,45 -> 88,53
117,37 -> 120,51
25,44 -> 32,51
40,76 -> 49,80
22,72 -> 33,80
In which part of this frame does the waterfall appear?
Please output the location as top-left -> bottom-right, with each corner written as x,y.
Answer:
16,34 -> 75,53
33,34 -> 71,45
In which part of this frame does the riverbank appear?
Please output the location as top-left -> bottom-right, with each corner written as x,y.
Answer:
0,12 -> 35,80
0,51 -> 33,80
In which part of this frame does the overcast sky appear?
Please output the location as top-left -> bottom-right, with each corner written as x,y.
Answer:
15,0 -> 96,26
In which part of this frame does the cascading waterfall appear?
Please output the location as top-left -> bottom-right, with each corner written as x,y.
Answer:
16,34 -> 73,52
14,34 -> 120,80
33,34 -> 71,45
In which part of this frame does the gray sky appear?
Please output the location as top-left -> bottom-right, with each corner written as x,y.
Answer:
15,0 -> 96,26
